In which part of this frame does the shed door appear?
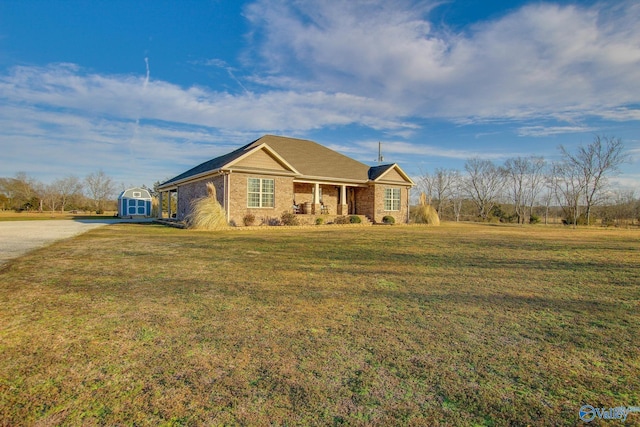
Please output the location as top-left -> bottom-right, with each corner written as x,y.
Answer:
137,199 -> 146,215
128,199 -> 137,215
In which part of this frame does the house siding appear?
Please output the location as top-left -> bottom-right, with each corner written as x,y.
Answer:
176,176 -> 225,221
372,184 -> 409,224
228,173 -> 294,226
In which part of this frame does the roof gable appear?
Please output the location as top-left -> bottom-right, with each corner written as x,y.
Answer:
369,164 -> 415,185
227,143 -> 299,174
249,135 -> 370,181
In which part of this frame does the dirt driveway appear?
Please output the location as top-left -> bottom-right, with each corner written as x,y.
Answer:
0,219 -> 150,267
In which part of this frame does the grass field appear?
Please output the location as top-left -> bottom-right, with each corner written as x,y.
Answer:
1,223 -> 638,425
0,211 -> 117,222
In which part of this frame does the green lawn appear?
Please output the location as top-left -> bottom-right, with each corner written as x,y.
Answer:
1,223 -> 639,426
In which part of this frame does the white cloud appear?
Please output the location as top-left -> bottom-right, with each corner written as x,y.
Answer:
517,125 -> 597,137
0,63 -> 414,133
244,0 -> 640,123
2,0 -> 640,187
328,140 -> 514,162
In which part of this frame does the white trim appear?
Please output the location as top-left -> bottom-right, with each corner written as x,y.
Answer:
373,164 -> 416,186
226,143 -> 300,175
384,187 -> 401,211
247,177 -> 275,208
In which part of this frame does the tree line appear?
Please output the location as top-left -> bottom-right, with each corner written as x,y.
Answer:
419,136 -> 638,227
0,170 -> 122,214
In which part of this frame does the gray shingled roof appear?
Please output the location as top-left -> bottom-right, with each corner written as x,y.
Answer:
251,135 -> 370,181
159,135 -> 411,188
160,141 -> 256,186
368,164 -> 397,181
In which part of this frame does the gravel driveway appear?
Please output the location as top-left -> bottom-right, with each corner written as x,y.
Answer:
0,219 -> 150,267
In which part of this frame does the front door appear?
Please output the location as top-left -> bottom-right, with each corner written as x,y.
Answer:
348,188 -> 356,214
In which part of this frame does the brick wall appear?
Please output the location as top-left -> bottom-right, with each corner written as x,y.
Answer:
228,173 -> 294,226
174,174 -> 410,225
371,184 -> 409,224
176,176 -> 224,221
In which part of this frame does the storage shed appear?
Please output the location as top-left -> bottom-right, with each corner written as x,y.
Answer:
118,187 -> 152,217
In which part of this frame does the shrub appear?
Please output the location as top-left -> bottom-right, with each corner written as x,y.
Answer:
529,214 -> 541,224
243,212 -> 256,226
334,215 -> 350,224
411,204 -> 440,225
563,214 -> 594,226
280,212 -> 300,226
262,216 -> 281,226
349,215 -> 362,224
382,215 -> 395,224
186,182 -> 228,230
315,217 -> 324,225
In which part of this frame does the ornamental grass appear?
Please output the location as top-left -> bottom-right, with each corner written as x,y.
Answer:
186,182 -> 228,230
412,193 -> 440,225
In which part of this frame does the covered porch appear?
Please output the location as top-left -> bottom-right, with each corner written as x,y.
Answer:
292,181 -> 368,217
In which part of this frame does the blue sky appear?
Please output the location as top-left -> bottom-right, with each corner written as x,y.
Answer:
1,0 -> 639,191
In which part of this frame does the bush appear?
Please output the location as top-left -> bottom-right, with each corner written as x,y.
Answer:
315,217 -> 324,225
96,209 -> 104,215
411,204 -> 440,225
382,215 -> 395,224
563,214 -> 594,226
349,215 -> 362,224
529,214 -> 541,224
334,215 -> 350,224
262,217 -> 281,226
243,213 -> 256,226
280,212 -> 300,226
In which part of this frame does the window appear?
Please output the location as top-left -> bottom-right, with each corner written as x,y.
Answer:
384,188 -> 401,211
248,178 -> 275,208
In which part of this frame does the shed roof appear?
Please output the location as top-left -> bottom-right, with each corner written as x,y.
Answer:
118,187 -> 152,199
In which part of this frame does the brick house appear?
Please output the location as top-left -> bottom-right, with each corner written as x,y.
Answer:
157,135 -> 414,225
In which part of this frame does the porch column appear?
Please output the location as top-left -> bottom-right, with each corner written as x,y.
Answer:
157,191 -> 163,218
313,182 -> 321,214
339,185 -> 348,215
168,190 -> 173,219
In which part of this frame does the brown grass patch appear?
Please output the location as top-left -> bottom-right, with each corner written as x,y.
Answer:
1,223 -> 639,425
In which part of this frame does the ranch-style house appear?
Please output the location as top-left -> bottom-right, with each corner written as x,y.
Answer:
157,135 -> 415,225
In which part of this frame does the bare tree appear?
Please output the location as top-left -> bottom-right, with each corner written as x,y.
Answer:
464,158 -> 504,220
0,173 -> 41,211
42,183 -> 60,212
553,161 -> 586,228
601,190 -> 638,226
542,165 -> 559,225
560,136 -> 626,224
504,157 -> 529,224
525,157 -> 546,221
52,175 -> 84,212
450,171 -> 465,222
504,156 -> 546,224
85,170 -> 116,213
421,168 -> 457,218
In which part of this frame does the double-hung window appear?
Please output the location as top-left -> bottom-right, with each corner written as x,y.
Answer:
384,188 -> 401,211
247,178 -> 275,208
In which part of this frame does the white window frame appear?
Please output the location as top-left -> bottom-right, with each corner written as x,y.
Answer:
384,187 -> 401,211
247,178 -> 275,208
